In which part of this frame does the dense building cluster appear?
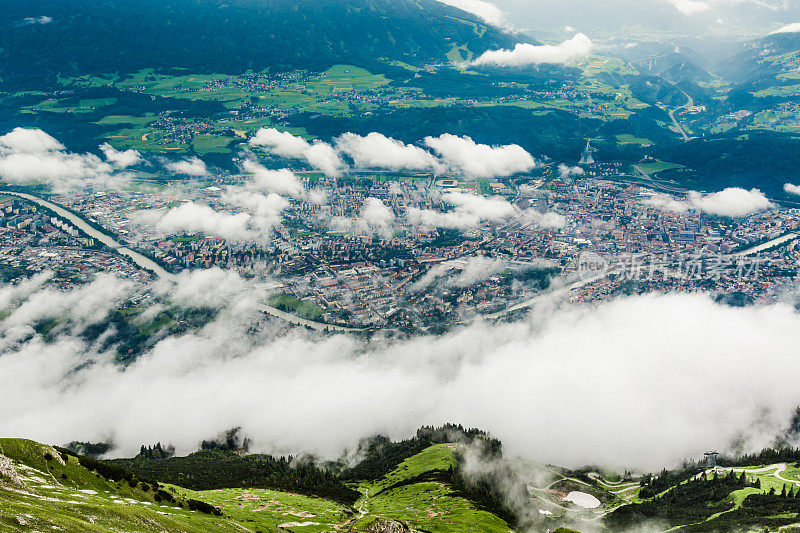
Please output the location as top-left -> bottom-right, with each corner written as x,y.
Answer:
16,157 -> 795,329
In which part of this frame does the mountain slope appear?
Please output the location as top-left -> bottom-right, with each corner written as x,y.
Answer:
0,438 -> 232,532
0,0 -> 517,88
0,437 -> 513,532
722,31 -> 800,86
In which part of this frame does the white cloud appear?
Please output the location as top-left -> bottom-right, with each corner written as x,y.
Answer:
666,0 -> 710,15
0,273 -> 132,351
252,129 -> 540,179
0,153 -> 112,188
154,268 -> 253,309
18,16 -> 53,26
250,128 -> 344,177
139,186 -> 289,243
472,34 -> 593,67
4,285 -> 800,470
412,256 -> 508,292
336,132 -> 442,173
332,197 -> 396,238
665,0 -> 781,16
558,164 -> 584,180
436,0 -> 507,27
0,128 -> 63,153
523,210 -> 567,229
99,143 -> 142,168
138,161 -> 295,241
773,22 -> 800,33
643,193 -> 691,213
303,142 -> 345,178
785,183 -> 800,195
242,160 -> 306,199
250,128 -> 311,158
222,189 -> 290,237
424,134 -> 537,178
644,188 -> 774,217
361,197 -> 396,228
307,188 -> 328,205
0,128 -> 126,192
408,192 -> 517,229
146,202 -> 252,242
165,157 -> 208,177
689,188 -> 774,217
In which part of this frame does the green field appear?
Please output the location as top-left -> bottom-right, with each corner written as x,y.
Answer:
267,293 -> 325,320
636,161 -> 684,175
616,134 -> 653,146
30,55 -> 674,159
0,439 -> 239,533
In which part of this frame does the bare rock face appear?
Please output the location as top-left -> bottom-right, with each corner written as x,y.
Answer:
366,518 -> 417,533
0,453 -> 25,487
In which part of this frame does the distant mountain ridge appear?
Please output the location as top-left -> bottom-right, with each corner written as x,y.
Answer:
722,31 -> 800,84
0,0 -> 518,87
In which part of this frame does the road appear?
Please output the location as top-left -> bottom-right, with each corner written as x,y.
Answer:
7,191 -> 366,333
723,463 -> 800,487
668,88 -> 694,142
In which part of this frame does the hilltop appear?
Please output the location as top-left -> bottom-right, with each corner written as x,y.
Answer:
0,0 -> 517,88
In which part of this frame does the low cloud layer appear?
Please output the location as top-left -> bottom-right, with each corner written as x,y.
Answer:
689,188 -> 774,217
644,187 -> 774,217
424,134 -> 537,178
139,183 -> 290,242
165,157 -> 208,177
100,143 -> 142,169
666,0 -> 710,15
785,183 -> 800,195
472,34 -> 593,67
332,197 -> 397,238
412,256 -> 508,291
665,0 -> 781,16
2,273 -> 800,471
436,0 -> 507,28
337,132 -> 442,173
242,160 -> 306,199
773,22 -> 800,33
250,129 -> 344,177
249,128 -> 537,180
0,128 -> 127,192
142,202 -> 253,242
408,191 -> 517,229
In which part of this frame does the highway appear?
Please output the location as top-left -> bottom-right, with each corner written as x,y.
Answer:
668,88 -> 694,142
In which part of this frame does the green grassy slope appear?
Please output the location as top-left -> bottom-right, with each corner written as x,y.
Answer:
354,444 -> 512,533
0,438 -> 514,532
0,439 -> 236,532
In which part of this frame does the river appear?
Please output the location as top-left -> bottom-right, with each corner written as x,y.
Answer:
5,191 -> 365,332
